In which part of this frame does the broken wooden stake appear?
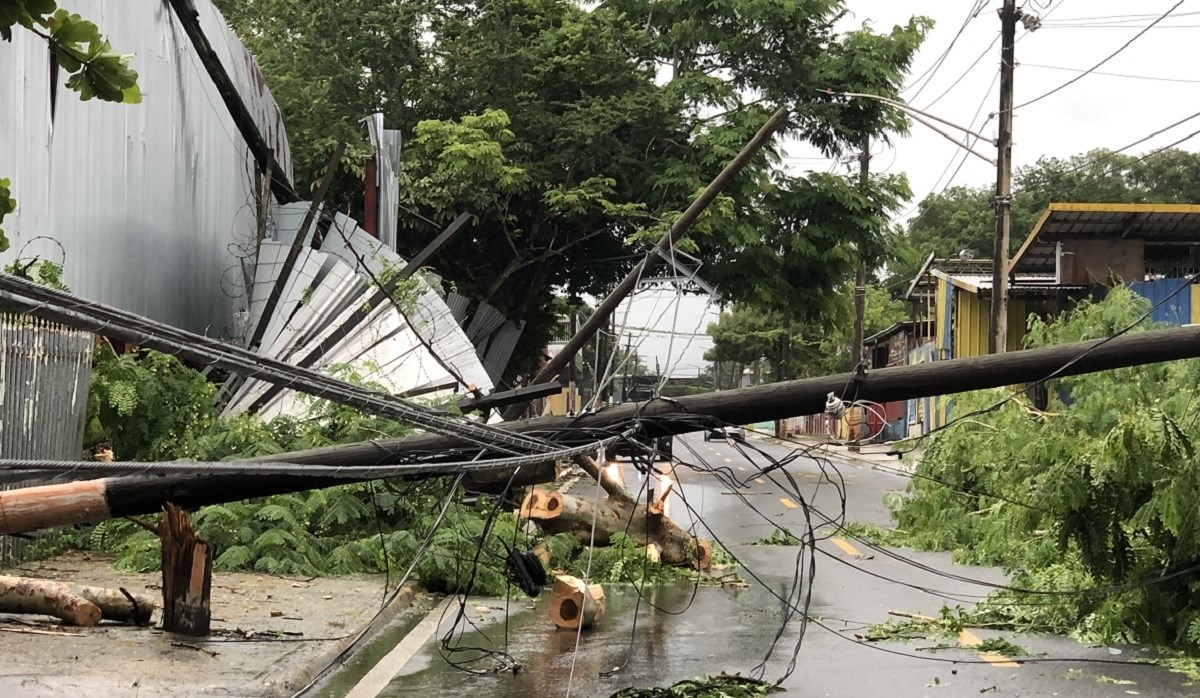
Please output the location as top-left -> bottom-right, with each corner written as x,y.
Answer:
548,575 -> 605,630
159,503 -> 213,636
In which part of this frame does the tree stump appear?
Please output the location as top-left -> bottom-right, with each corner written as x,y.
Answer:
159,503 -> 213,636
548,575 -> 605,630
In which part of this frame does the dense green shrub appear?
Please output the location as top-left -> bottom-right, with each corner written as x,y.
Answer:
891,286 -> 1200,648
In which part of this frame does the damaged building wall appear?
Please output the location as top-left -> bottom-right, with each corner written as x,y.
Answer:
0,0 -> 291,338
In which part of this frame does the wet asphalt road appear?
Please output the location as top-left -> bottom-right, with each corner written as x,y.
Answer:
356,433 -> 1199,697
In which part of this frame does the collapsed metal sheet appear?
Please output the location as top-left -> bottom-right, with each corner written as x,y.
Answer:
225,215 -> 494,420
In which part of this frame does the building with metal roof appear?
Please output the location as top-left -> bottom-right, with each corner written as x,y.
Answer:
1011,202 -> 1200,281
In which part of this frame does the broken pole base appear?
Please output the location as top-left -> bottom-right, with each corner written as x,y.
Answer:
159,503 -> 213,636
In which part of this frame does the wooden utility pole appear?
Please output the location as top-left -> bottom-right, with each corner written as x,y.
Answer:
501,106 -> 791,420
991,0 -> 1018,353
852,134 -> 870,367
568,312 -> 578,413
7,322 -> 1200,537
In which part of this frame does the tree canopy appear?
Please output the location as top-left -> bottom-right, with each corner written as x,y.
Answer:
705,286 -> 906,382
215,0 -> 930,380
898,148 -> 1200,281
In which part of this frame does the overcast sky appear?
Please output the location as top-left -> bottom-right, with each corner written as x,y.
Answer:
618,0 -> 1200,378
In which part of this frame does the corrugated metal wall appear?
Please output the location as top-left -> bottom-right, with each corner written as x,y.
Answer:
0,1 -> 290,339
951,292 -> 1028,359
1130,279 -> 1193,326
0,315 -> 94,564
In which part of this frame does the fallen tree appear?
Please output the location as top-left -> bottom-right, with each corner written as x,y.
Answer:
519,485 -> 710,569
2,322 -> 1200,536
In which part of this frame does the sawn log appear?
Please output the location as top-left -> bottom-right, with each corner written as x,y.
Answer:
520,488 -> 711,569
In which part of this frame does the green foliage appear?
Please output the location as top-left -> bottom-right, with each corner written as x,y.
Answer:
0,3 -> 139,101
571,533 -> 691,587
540,533 -> 582,571
752,528 -> 801,546
3,258 -> 67,290
835,521 -> 910,548
611,674 -> 781,697
705,286 -> 907,382
0,2 -> 140,254
0,178 -> 13,253
890,287 -> 1200,650
86,345 -> 220,460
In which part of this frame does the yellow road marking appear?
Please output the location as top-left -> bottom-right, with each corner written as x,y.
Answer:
831,537 -> 862,557
723,458 -> 732,463
959,630 -> 1019,668
780,498 -> 798,509
755,477 -> 765,485
737,466 -> 746,471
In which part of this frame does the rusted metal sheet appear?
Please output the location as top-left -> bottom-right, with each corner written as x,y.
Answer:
0,0 -> 291,337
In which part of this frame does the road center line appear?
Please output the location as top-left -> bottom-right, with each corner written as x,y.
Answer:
780,497 -> 798,509
755,477 -> 765,485
959,629 -> 1019,668
831,537 -> 862,557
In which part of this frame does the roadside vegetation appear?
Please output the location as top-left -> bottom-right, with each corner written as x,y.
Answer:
23,324 -> 734,596
864,287 -> 1200,657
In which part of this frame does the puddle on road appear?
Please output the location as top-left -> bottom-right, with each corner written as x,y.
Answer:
376,579 -> 812,698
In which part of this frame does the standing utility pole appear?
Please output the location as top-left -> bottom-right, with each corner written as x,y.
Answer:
991,0 -> 1018,354
852,134 -> 870,367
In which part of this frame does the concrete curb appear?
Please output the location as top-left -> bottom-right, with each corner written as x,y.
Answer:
272,581 -> 420,697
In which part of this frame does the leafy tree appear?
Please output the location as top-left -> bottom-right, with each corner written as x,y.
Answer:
899,148 -> 1200,280
0,2 -> 140,252
889,287 -> 1200,649
705,286 -> 906,382
215,0 -> 930,379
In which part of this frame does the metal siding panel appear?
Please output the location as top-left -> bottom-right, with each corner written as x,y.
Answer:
936,278 -> 953,358
1192,285 -> 1200,324
0,1 -> 291,339
1131,279 -> 1191,326
378,130 -> 402,252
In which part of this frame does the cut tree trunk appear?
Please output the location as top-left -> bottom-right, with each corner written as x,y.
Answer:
520,488 -> 711,569
0,577 -> 157,625
66,583 -> 156,625
548,575 -> 605,630
159,504 -> 213,636
0,576 -> 101,626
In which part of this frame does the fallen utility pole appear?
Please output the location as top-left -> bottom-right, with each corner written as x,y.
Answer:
4,323 -> 1200,535
167,0 -> 296,203
501,106 -> 791,420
